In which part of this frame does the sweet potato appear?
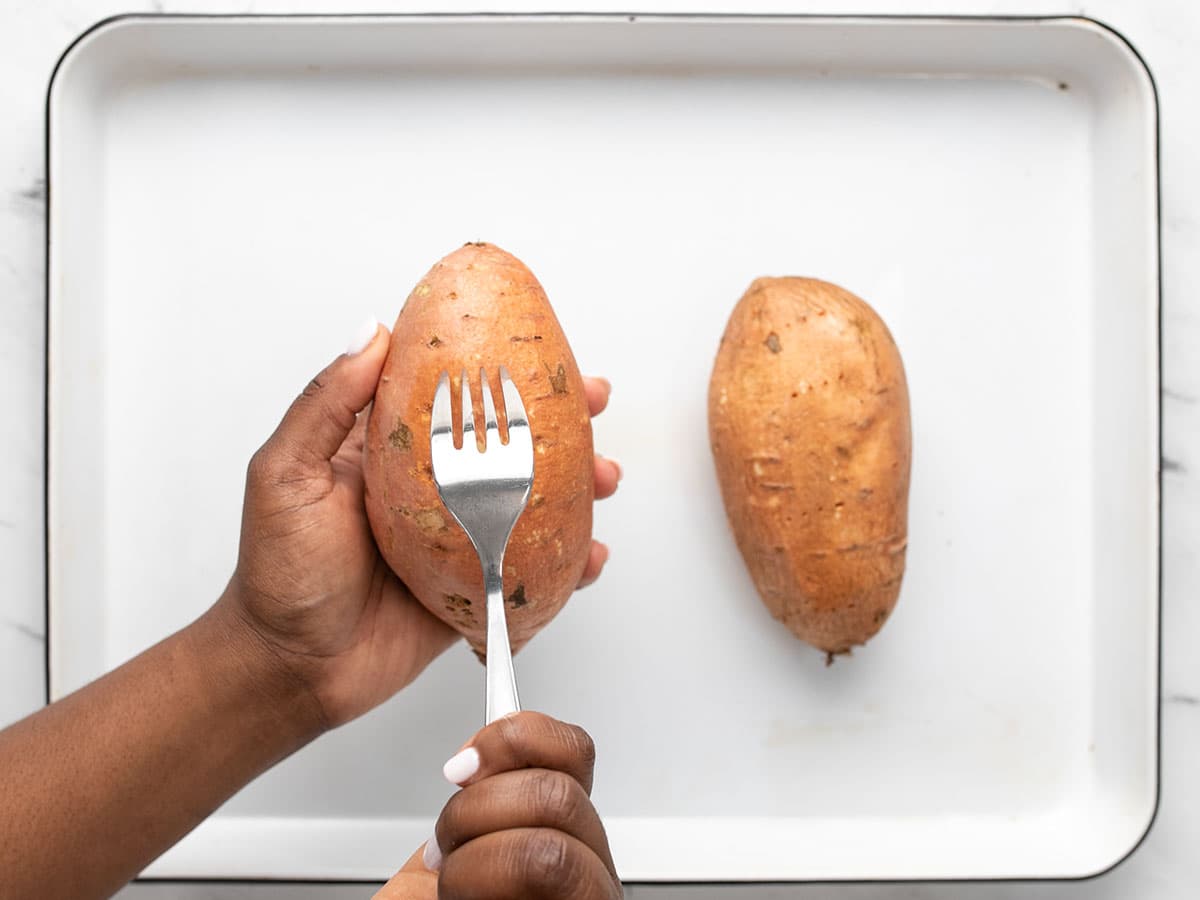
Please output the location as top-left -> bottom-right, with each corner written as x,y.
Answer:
708,277 -> 911,657
363,243 -> 593,656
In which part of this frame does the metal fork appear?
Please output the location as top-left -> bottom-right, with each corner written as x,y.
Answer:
430,367 -> 533,724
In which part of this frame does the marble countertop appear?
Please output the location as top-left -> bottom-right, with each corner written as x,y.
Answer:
3,1 -> 1197,897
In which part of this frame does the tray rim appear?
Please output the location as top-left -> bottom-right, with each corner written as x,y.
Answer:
42,10 -> 1162,888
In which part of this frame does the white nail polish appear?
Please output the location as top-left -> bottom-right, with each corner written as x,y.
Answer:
345,316 -> 378,355
442,746 -> 480,785
422,835 -> 442,872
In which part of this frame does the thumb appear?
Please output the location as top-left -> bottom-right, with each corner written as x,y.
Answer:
268,317 -> 390,467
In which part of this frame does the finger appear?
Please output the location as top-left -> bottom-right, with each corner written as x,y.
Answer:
576,541 -> 609,590
583,377 -> 610,418
592,455 -> 621,500
263,319 -> 389,471
372,845 -> 437,899
443,712 -> 597,792
343,402 -> 371,456
436,769 -> 616,877
440,829 -> 621,900
332,409 -> 369,471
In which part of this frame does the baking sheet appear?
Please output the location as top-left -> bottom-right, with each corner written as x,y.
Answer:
46,14 -> 1159,882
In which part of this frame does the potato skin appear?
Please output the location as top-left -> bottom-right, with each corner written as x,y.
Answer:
364,243 -> 593,655
708,277 -> 911,655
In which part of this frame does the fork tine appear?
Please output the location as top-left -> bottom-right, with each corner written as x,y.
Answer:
498,366 -> 528,429
479,368 -> 499,447
460,368 -> 475,450
430,371 -> 453,454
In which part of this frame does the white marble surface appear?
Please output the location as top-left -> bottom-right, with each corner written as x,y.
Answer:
2,0 -> 1197,897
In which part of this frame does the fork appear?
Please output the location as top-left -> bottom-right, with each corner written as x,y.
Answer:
430,366 -> 534,724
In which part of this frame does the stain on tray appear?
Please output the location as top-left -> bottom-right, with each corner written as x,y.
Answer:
16,178 -> 45,202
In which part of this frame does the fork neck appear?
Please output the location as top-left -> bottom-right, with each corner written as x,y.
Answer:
480,550 -> 505,599
480,548 -> 520,723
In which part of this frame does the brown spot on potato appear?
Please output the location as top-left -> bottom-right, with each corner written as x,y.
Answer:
506,584 -> 528,608
428,335 -> 443,348
546,363 -> 569,394
765,332 -> 782,353
444,593 -> 472,610
388,419 -> 413,451
414,509 -> 446,532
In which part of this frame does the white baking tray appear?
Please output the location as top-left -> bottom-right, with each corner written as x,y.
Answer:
46,14 -> 1159,884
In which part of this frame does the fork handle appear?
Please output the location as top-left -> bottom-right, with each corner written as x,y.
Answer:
483,564 -> 521,724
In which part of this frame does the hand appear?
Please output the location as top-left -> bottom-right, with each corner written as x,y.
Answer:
218,321 -> 620,730
375,712 -> 622,900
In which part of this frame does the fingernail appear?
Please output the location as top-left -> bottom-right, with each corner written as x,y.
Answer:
598,541 -> 610,563
599,377 -> 612,393
608,458 -> 623,482
345,317 -> 379,355
422,835 -> 442,872
442,746 -> 480,785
